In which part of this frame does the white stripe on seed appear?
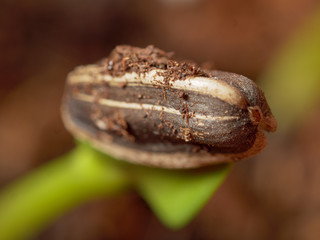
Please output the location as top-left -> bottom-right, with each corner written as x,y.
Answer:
74,93 -> 239,122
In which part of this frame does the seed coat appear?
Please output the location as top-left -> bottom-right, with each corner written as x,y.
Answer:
61,45 -> 277,168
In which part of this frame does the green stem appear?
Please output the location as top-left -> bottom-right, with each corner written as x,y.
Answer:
0,143 -> 130,240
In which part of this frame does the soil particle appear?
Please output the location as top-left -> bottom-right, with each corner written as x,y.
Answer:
105,45 -> 209,86
104,112 -> 135,142
180,127 -> 193,142
105,45 -> 172,76
179,103 -> 191,124
118,82 -> 127,88
178,91 -> 188,100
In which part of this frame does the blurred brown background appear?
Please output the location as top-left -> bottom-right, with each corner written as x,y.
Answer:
1,0 -> 320,239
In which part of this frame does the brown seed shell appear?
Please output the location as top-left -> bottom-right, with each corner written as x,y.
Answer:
61,45 -> 277,168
